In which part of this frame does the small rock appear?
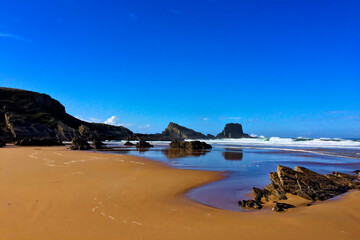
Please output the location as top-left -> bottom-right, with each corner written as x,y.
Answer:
135,140 -> 154,148
70,137 -> 93,150
124,141 -> 135,146
272,202 -> 295,212
91,139 -> 108,149
238,200 -> 262,210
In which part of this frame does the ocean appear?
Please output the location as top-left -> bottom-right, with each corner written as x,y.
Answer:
105,137 -> 360,211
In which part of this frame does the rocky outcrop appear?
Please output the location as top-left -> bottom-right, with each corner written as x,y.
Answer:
134,122 -> 215,141
70,137 -> 93,150
135,140 -> 154,148
124,141 -> 135,146
216,123 -> 250,138
238,200 -> 262,210
169,140 -> 212,150
162,122 -> 207,140
238,165 -> 360,211
14,138 -> 63,146
91,139 -> 108,149
0,87 -> 133,143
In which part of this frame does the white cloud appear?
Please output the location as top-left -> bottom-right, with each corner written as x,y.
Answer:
104,116 -> 132,127
138,124 -> 151,129
203,117 -> 209,121
104,116 -> 119,125
228,117 -> 241,120
0,32 -> 28,41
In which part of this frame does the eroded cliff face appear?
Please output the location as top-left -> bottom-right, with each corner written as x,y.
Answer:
0,87 -> 133,141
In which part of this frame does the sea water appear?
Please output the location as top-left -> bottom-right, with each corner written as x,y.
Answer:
106,137 -> 360,211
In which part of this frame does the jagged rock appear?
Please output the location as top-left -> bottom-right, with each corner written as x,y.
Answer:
0,87 -> 133,142
70,137 -> 93,150
0,138 -> 6,147
252,187 -> 270,202
124,141 -> 135,146
238,165 -> 360,211
15,138 -> 63,146
238,200 -> 262,210
272,202 -> 295,212
216,123 -> 250,138
135,140 -> 154,148
162,122 -> 207,140
91,139 -> 108,149
169,140 -> 212,150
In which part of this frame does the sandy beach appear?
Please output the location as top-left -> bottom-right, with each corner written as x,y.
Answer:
0,146 -> 359,240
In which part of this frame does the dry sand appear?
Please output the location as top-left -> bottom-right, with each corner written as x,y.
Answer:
0,146 -> 359,240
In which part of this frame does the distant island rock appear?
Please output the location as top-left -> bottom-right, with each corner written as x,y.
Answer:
134,122 -> 215,141
162,122 -> 207,139
0,87 -> 133,143
216,123 -> 250,138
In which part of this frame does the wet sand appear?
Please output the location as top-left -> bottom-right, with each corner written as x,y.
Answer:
0,146 -> 359,240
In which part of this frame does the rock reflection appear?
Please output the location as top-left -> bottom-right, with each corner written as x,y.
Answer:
222,151 -> 243,161
162,149 -> 209,159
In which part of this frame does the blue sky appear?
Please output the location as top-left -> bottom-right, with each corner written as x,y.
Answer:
0,0 -> 359,138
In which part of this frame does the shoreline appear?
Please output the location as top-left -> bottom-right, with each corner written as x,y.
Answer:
1,146 -> 360,239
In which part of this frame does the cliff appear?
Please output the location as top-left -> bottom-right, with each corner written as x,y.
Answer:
0,87 -> 133,141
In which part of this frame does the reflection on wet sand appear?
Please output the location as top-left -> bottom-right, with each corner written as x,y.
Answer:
222,151 -> 243,161
162,149 -> 209,159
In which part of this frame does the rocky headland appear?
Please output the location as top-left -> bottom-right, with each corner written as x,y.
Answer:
0,87 -> 133,143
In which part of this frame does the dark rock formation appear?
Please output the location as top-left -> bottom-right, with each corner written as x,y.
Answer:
238,165 -> 360,211
162,122 -> 207,140
169,140 -> 212,150
132,123 -> 217,141
238,200 -> 262,210
91,139 -> 108,149
70,137 -> 93,150
0,138 -> 6,147
272,202 -> 295,212
124,141 -> 135,146
135,140 -> 154,148
15,138 -> 63,146
216,123 -> 250,138
252,187 -> 270,202
0,87 -> 133,142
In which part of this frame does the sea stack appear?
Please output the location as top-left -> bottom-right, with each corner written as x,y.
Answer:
216,123 -> 250,138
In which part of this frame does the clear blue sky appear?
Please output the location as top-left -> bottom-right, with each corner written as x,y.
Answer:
0,0 -> 359,138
